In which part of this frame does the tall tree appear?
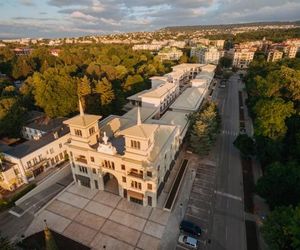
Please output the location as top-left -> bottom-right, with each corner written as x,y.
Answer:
189,101 -> 221,155
77,76 -> 91,109
31,67 -> 78,117
254,98 -> 295,140
262,206 -> 300,250
256,161 -> 300,208
95,77 -> 115,115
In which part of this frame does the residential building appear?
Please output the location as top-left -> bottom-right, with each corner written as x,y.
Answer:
283,45 -> 297,58
22,113 -> 66,141
158,47 -> 183,61
210,40 -> 225,49
267,49 -> 283,62
229,48 -> 256,68
285,38 -> 300,51
0,123 -> 70,191
50,49 -> 61,57
169,40 -> 186,48
127,63 -> 202,114
191,46 -> 222,64
0,159 -> 22,191
132,44 -> 162,51
191,64 -> 216,88
12,48 -> 33,56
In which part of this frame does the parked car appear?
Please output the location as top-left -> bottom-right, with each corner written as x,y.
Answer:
180,220 -> 202,237
178,234 -> 198,249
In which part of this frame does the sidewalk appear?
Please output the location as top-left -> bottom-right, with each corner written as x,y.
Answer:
240,77 -> 269,250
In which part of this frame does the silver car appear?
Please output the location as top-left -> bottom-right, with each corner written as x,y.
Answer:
178,234 -> 198,249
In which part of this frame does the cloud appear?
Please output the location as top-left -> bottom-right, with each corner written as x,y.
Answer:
70,11 -> 98,22
47,0 -> 92,7
13,17 -> 56,21
19,0 -> 35,6
1,0 -> 300,38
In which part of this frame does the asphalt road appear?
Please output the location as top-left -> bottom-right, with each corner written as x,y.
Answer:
0,170 -> 73,242
209,73 -> 247,250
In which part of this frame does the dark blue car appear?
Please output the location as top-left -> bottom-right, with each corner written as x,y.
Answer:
180,220 -> 202,237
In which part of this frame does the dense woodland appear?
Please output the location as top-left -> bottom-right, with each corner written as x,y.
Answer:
206,27 -> 300,44
0,45 -> 191,138
243,57 -> 300,249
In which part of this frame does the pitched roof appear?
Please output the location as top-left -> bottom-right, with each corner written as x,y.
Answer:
63,114 -> 101,128
25,117 -> 67,133
3,125 -> 70,158
119,123 -> 158,139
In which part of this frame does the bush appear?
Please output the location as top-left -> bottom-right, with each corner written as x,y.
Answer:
0,183 -> 36,211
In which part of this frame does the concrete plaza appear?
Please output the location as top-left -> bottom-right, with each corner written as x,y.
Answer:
25,183 -> 170,250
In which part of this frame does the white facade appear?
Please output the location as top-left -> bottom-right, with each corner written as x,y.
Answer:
132,44 -> 162,51
64,106 -> 180,207
1,127 -> 70,190
229,48 -> 255,68
267,50 -> 283,62
283,45 -> 297,58
128,63 -> 202,115
158,47 -> 183,61
191,46 -> 222,65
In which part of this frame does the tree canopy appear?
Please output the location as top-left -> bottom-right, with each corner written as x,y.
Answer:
189,101 -> 221,155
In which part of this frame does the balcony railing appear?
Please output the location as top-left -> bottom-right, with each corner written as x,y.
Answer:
128,171 -> 143,179
75,158 -> 87,164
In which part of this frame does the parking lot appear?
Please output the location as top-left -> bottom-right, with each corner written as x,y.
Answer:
177,161 -> 216,249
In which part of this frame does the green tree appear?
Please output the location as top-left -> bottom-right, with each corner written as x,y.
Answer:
179,54 -> 188,64
77,76 -> 91,109
278,66 -> 300,101
254,98 -> 295,140
31,67 -> 78,117
262,206 -> 300,250
189,101 -> 221,155
233,134 -> 255,158
0,97 -> 24,137
219,57 -> 232,68
290,206 -> 300,249
95,77 -> 115,105
11,57 -> 35,79
256,162 -> 300,208
123,74 -> 144,92
115,65 -> 128,80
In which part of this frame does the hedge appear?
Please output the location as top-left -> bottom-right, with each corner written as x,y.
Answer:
0,183 -> 36,211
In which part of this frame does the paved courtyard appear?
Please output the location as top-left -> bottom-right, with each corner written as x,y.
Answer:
25,183 -> 170,250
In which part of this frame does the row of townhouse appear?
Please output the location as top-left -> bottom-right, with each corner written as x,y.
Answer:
127,64 -> 202,115
64,63 -> 216,207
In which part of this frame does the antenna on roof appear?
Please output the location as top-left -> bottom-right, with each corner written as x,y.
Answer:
137,106 -> 142,126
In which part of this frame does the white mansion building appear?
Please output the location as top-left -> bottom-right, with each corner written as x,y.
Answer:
0,63 -> 216,207
64,64 -> 215,207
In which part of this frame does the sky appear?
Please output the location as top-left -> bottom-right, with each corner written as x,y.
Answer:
0,0 -> 300,38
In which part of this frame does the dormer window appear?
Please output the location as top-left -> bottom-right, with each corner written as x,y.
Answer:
74,129 -> 82,137
131,140 -> 140,149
